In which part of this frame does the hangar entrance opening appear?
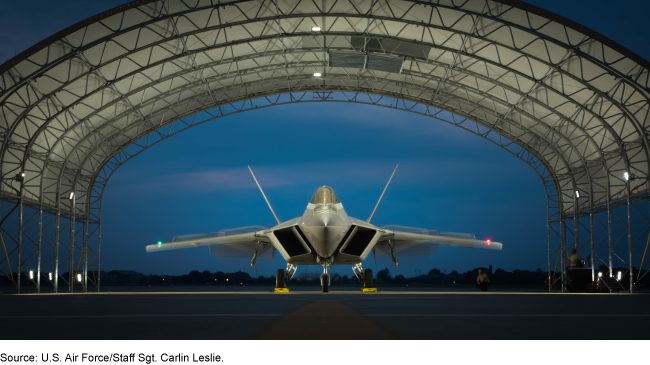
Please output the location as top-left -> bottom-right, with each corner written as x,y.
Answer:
1,0 -> 649,293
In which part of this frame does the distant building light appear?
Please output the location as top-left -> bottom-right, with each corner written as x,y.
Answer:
311,26 -> 321,32
313,72 -> 322,77
618,271 -> 622,280
48,272 -> 52,281
598,272 -> 602,277
29,271 -> 34,280
575,190 -> 580,198
77,273 -> 82,282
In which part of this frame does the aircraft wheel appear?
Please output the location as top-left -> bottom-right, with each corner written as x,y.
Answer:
276,269 -> 285,288
364,269 -> 373,288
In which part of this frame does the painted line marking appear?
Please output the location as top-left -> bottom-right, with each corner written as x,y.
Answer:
1,313 -> 649,319
0,314 -> 281,319
367,314 -> 650,318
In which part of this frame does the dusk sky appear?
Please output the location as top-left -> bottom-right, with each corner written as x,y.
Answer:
1,1 -> 649,278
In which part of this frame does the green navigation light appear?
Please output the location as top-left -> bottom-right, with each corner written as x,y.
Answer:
157,241 -> 162,246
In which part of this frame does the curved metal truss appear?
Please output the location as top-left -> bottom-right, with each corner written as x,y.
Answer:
1,0 -> 649,293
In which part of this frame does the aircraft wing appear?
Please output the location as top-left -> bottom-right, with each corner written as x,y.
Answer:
146,225 -> 275,260
381,230 -> 502,250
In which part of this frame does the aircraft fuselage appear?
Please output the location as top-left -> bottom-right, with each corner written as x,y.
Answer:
266,186 -> 383,266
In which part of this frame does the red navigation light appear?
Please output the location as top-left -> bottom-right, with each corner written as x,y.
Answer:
487,239 -> 491,245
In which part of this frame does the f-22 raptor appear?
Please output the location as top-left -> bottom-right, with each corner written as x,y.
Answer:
146,165 -> 502,292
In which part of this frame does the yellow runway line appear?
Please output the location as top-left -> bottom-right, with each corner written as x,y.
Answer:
18,290 -> 641,296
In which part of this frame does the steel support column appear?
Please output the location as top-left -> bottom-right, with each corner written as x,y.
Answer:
83,219 -> 88,293
558,212 -> 566,293
627,185 -> 634,293
16,186 -> 23,294
68,195 -> 75,293
53,209 -> 59,293
97,197 -> 102,293
590,204 -> 595,281
36,205 -> 42,293
547,195 -> 552,292
607,192 -> 613,279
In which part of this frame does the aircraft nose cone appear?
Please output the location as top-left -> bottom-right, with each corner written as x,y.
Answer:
311,213 -> 333,227
303,213 -> 349,257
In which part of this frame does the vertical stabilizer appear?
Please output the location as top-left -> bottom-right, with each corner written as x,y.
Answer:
366,164 -> 398,223
248,166 -> 281,224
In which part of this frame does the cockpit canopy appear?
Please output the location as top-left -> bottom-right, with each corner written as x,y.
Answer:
310,186 -> 340,204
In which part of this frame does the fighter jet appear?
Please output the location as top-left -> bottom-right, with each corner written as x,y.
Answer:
146,165 -> 502,292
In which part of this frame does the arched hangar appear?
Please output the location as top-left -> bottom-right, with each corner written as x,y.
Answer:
1,0 -> 649,293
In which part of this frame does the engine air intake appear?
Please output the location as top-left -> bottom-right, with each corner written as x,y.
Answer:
341,227 -> 377,256
274,227 -> 309,257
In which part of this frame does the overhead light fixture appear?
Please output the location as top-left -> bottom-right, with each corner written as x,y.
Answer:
77,273 -> 82,282
21,172 -> 25,177
624,172 -> 637,181
617,271 -> 622,280
313,72 -> 322,77
68,192 -> 75,200
575,190 -> 580,198
311,26 -> 321,32
29,271 -> 34,280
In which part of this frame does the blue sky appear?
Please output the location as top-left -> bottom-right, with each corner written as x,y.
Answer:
2,1 -> 649,277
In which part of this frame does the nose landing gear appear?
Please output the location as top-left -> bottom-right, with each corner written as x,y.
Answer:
321,264 -> 330,293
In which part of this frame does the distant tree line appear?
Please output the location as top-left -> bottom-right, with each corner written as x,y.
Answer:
2,265 -> 648,287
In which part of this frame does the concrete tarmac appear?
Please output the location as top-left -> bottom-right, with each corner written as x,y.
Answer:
1,288 -> 649,340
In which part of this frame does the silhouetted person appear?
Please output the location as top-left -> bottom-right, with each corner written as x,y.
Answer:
566,248 -> 582,267
476,268 -> 491,292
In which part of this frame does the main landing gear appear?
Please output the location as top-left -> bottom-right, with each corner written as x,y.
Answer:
275,264 -> 296,292
353,263 -> 375,292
